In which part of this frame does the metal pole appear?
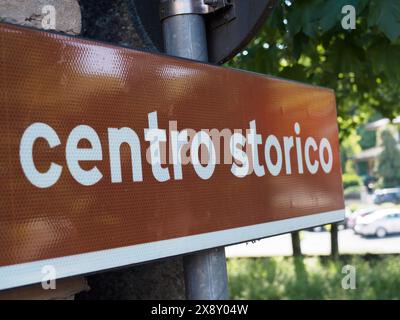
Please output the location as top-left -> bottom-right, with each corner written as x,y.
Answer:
163,14 -> 208,61
161,8 -> 229,300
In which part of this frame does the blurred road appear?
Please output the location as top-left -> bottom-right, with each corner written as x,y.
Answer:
225,229 -> 400,257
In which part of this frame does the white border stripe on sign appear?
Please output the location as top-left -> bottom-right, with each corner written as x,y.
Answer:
0,209 -> 344,290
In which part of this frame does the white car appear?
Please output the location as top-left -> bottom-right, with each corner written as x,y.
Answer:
354,208 -> 400,238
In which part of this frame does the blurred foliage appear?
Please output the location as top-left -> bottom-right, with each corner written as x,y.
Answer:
343,185 -> 361,199
357,111 -> 381,149
342,172 -> 362,188
348,201 -> 400,212
358,126 -> 376,150
228,0 -> 400,141
377,130 -> 400,187
228,255 -> 400,299
340,132 -> 361,173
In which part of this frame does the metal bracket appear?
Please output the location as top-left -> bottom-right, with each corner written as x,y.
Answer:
160,0 -> 233,21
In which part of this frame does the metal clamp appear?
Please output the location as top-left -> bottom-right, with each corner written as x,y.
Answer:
160,0 -> 233,21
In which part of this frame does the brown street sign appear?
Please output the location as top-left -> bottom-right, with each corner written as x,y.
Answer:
0,23 -> 344,290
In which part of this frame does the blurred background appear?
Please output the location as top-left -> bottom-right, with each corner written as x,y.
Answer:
225,0 -> 400,300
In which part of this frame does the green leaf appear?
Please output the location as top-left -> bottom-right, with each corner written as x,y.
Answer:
325,38 -> 365,73
229,0 -> 400,139
279,64 -> 308,83
368,0 -> 400,42
292,33 -> 310,60
368,40 -> 400,82
286,0 -> 321,38
319,0 -> 357,32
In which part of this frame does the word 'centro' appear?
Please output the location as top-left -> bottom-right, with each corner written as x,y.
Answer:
19,111 -> 334,188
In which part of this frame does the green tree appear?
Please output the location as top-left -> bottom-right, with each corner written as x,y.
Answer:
228,0 -> 400,257
340,130 -> 361,173
357,111 -> 381,150
377,130 -> 400,187
358,127 -> 376,150
229,0 -> 400,141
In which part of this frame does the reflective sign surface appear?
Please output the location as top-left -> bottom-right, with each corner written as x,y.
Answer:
0,23 -> 344,289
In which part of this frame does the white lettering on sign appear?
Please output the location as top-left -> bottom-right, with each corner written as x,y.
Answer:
191,131 -> 217,180
108,127 -> 143,183
144,112 -> 170,182
264,135 -> 283,177
66,125 -> 103,186
19,123 -> 62,188
247,120 -> 265,177
19,112 -> 334,188
230,133 -> 249,178
305,137 -> 319,174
